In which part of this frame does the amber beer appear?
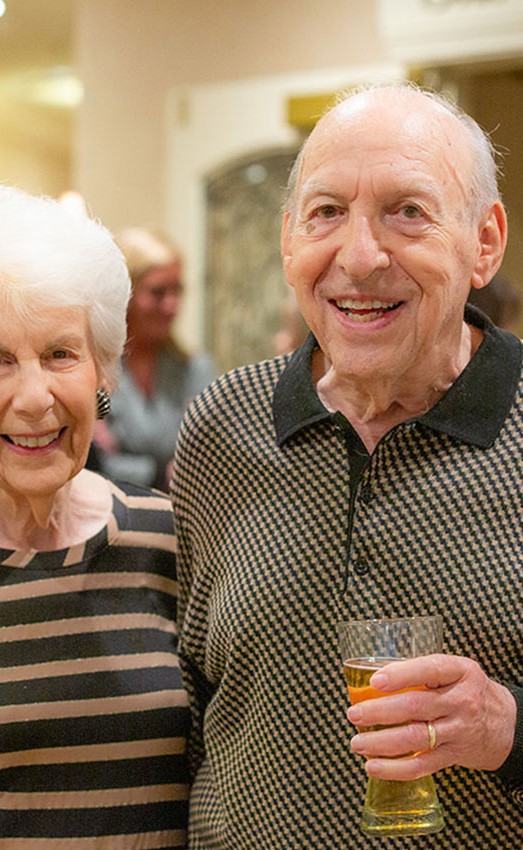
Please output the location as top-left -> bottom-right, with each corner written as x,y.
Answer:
343,657 -> 444,836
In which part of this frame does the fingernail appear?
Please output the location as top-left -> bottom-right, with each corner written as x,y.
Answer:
351,734 -> 364,753
370,672 -> 387,689
347,706 -> 362,723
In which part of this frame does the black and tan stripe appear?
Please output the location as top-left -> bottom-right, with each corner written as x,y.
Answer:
0,480 -> 188,849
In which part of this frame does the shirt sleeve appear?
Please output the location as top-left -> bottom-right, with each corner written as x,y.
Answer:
171,407 -> 214,781
495,683 -> 523,803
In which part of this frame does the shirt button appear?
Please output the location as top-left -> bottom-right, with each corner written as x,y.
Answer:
360,486 -> 372,503
354,558 -> 369,576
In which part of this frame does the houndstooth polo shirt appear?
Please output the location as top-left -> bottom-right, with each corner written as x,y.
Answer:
172,306 -> 523,849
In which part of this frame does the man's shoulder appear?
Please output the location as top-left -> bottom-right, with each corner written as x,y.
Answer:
192,355 -> 289,411
178,355 -> 290,439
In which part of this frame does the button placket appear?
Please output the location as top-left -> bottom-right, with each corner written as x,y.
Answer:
349,474 -> 374,579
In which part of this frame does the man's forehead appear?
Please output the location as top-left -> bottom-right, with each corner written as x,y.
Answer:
297,92 -> 473,193
313,90 -> 465,151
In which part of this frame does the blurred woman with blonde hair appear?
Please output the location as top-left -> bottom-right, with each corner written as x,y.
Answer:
93,226 -> 216,490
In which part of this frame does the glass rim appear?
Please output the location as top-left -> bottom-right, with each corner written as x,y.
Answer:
339,614 -> 442,627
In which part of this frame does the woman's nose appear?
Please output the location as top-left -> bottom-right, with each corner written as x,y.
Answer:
162,293 -> 180,317
11,365 -> 54,417
336,215 -> 390,280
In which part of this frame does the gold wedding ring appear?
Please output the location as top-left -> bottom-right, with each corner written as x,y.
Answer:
427,721 -> 437,751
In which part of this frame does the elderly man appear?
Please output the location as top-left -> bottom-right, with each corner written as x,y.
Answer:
172,84 -> 523,848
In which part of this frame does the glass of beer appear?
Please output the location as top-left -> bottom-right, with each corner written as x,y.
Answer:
338,615 -> 445,837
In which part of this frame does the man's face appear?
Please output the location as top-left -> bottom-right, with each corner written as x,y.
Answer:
281,93 -> 504,385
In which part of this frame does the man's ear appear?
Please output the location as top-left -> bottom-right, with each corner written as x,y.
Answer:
281,210 -> 294,283
470,200 -> 508,291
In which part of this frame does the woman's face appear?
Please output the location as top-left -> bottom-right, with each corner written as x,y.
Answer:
0,304 -> 99,500
127,261 -> 183,344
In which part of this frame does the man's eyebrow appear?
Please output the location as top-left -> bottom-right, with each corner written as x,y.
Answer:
385,185 -> 440,203
297,183 -> 347,206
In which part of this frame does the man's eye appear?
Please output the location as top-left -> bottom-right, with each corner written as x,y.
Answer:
401,205 -> 421,219
51,349 -> 71,360
316,205 -> 340,219
300,203 -> 346,235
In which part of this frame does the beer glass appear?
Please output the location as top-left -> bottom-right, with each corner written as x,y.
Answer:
338,615 -> 445,837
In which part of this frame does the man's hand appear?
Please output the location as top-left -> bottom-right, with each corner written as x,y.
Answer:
346,654 -> 517,780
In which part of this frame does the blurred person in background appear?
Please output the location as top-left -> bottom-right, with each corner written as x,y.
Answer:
273,289 -> 309,355
92,227 -> 216,490
0,185 -> 189,848
467,270 -> 522,332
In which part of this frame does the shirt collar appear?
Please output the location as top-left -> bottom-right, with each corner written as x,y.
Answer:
273,306 -> 522,449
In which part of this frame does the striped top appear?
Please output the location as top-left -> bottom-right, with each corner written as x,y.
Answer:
173,308 -> 523,849
0,479 -> 189,849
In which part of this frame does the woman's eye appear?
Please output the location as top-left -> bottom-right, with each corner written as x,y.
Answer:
47,349 -> 77,365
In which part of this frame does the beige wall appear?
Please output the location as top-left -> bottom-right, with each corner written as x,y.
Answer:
0,0 -> 73,196
73,0 -> 385,229
0,96 -> 72,197
472,71 -> 523,293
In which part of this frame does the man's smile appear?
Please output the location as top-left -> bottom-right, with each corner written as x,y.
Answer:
334,298 -> 403,322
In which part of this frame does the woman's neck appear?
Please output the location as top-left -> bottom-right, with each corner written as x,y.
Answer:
0,470 -> 112,551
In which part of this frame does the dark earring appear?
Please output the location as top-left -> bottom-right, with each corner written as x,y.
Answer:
96,387 -> 111,419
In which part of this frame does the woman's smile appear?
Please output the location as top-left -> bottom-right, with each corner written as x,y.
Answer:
2,428 -> 64,451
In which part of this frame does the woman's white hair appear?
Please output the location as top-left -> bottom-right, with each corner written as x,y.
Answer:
0,185 -> 131,387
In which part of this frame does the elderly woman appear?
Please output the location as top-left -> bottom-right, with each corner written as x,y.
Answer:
0,186 -> 189,848
91,226 -> 217,491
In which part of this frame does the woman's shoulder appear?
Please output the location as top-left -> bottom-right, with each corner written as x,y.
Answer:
105,478 -> 176,553
108,478 -> 173,514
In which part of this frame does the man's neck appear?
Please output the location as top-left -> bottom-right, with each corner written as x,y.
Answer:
314,322 -> 483,453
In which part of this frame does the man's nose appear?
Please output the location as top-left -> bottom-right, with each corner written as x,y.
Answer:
336,215 -> 390,280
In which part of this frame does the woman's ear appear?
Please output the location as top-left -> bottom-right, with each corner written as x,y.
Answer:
470,200 -> 508,291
